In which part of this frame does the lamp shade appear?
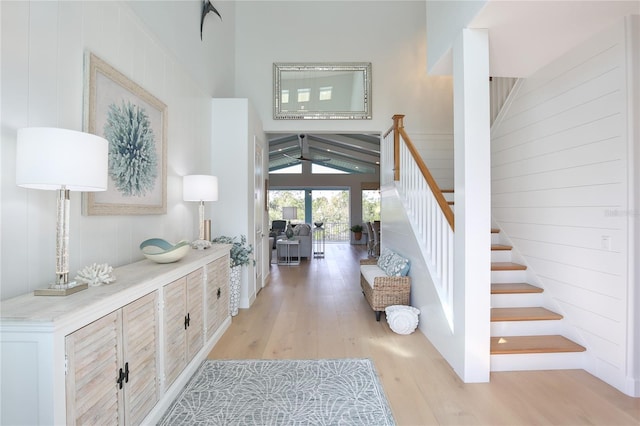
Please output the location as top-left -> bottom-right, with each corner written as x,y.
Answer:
282,206 -> 297,220
16,127 -> 108,191
183,174 -> 218,201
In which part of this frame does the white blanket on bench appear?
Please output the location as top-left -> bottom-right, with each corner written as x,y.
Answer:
360,264 -> 387,289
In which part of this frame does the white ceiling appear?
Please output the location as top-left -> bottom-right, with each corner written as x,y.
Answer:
470,0 -> 639,77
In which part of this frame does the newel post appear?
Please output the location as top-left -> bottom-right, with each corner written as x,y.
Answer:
392,114 -> 404,181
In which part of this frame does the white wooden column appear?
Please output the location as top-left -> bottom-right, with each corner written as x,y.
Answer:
453,28 -> 491,383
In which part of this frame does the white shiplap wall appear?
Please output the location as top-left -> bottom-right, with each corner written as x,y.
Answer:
491,17 -> 636,395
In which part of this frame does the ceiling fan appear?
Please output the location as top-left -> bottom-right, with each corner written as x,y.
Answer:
283,134 -> 330,164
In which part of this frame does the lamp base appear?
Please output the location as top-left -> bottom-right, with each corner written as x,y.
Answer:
34,282 -> 88,296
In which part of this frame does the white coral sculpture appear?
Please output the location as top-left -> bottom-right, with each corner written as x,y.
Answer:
75,263 -> 116,287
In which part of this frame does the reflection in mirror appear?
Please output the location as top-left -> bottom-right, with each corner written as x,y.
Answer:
273,63 -> 372,120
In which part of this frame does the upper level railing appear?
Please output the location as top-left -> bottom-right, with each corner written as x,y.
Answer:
322,221 -> 350,242
382,115 -> 455,328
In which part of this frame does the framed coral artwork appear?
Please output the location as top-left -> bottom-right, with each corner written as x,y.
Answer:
83,52 -> 167,215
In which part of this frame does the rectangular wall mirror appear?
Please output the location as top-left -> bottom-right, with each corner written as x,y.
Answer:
273,62 -> 372,120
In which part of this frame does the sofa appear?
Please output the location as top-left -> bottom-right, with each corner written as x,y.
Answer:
275,223 -> 312,259
359,248 -> 411,321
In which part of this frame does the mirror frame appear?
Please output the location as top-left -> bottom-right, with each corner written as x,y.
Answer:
273,62 -> 372,120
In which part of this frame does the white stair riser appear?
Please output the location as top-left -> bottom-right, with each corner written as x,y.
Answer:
491,352 -> 586,371
489,228 -> 587,373
491,319 -> 563,336
491,293 -> 544,308
491,250 -> 512,263
491,270 -> 526,283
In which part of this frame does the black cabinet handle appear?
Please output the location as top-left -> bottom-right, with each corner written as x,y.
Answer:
117,368 -> 125,389
217,288 -> 221,299
117,362 -> 130,389
184,313 -> 191,329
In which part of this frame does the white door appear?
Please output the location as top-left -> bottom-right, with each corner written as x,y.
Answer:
254,137 -> 264,292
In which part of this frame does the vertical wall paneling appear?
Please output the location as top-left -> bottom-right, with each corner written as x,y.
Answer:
211,98 -> 266,309
235,1 -> 454,135
1,1 -> 224,300
491,18 -> 637,395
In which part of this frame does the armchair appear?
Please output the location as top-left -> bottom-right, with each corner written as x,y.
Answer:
271,220 -> 286,234
270,220 -> 287,248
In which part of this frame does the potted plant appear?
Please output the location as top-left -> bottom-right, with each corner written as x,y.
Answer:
211,235 -> 254,316
350,224 -> 364,241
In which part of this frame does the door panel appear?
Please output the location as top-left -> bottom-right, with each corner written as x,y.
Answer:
121,292 -> 159,425
186,268 -> 204,360
65,311 -> 122,426
254,137 -> 264,291
206,254 -> 230,339
163,277 -> 187,388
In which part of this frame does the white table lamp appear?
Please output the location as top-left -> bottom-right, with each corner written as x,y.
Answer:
16,127 -> 108,296
283,206 -> 297,221
282,206 -> 298,238
183,174 -> 218,249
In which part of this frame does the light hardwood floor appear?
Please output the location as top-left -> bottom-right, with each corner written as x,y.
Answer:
209,244 -> 640,425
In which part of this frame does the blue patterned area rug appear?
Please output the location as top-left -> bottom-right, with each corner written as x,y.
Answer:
158,358 -> 396,425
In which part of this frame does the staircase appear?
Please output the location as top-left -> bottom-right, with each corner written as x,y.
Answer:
385,117 -> 587,374
489,228 -> 586,371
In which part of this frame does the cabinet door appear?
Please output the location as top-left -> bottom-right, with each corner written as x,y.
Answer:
163,277 -> 186,388
186,268 -> 204,360
65,310 -> 123,426
206,254 -> 230,340
121,292 -> 159,425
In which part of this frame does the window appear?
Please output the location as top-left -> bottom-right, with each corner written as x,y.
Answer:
312,189 -> 349,242
268,190 -> 305,224
281,90 -> 289,104
362,190 -> 380,222
319,86 -> 332,101
270,164 -> 302,174
311,163 -> 347,174
297,88 -> 310,103
267,188 -> 351,242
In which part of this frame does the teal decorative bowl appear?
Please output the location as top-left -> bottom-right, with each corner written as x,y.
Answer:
140,238 -> 190,264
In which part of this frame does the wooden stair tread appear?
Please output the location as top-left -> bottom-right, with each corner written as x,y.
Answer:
491,244 -> 512,251
441,189 -> 454,193
447,201 -> 455,205
491,335 -> 586,354
492,262 -> 527,271
491,307 -> 563,322
491,228 -> 500,234
491,283 -> 543,294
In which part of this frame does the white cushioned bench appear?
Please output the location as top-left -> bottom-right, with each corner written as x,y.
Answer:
359,248 -> 411,321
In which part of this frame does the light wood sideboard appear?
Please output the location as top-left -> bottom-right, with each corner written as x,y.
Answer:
0,245 -> 231,425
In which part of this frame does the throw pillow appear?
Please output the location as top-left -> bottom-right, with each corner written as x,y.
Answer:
377,248 -> 410,277
297,224 -> 311,236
